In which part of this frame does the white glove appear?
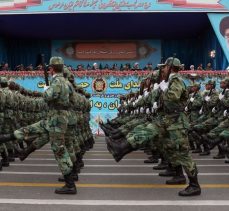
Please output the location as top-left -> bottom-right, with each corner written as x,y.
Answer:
212,107 -> 217,113
124,102 -> 127,106
224,110 -> 228,117
136,110 -> 139,114
140,107 -> 144,113
146,108 -> 150,114
151,108 -> 154,113
133,102 -> 136,106
199,109 -> 203,115
144,90 -> 149,97
190,97 -> 194,102
128,100 -> 131,103
44,85 -> 49,91
138,95 -> 142,100
219,93 -> 224,100
125,110 -> 128,114
205,96 -> 210,102
153,102 -> 158,109
153,83 -> 159,90
185,106 -> 188,112
159,80 -> 169,92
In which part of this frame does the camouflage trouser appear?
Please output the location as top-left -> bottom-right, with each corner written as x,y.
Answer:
119,116 -> 146,136
3,118 -> 15,151
206,118 -> 229,140
14,111 -> 73,176
193,116 -> 218,133
0,113 -> 8,154
65,125 -> 77,163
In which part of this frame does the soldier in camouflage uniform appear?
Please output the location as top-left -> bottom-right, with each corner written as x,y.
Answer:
105,57 -> 201,196
0,77 -> 10,169
185,83 -> 203,152
191,80 -> 219,156
0,57 -> 76,195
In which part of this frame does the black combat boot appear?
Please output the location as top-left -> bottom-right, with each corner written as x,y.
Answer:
18,144 -> 36,161
99,124 -> 112,136
59,163 -> 78,182
1,151 -> 9,167
192,145 -> 202,153
55,173 -> 77,194
0,134 -> 16,144
7,149 -> 15,162
189,140 -> 195,151
159,163 -> 176,177
144,156 -> 159,164
213,144 -> 225,159
199,143 -> 210,156
107,138 -> 134,162
76,152 -> 84,168
178,171 -> 201,196
166,165 -> 186,185
153,157 -> 168,170
111,132 -> 125,140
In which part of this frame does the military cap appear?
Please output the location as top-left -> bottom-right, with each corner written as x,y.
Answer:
49,57 -> 64,65
190,83 -> 201,89
158,57 -> 181,68
206,80 -> 216,86
220,16 -> 229,37
221,77 -> 229,84
0,77 -> 8,84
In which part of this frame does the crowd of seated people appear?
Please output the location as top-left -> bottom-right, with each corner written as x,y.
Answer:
0,61 -> 218,72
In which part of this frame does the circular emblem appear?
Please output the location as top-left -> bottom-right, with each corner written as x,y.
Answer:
92,77 -> 107,93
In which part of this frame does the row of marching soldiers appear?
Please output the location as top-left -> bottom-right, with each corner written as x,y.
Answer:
0,56 -> 94,194
100,56 -> 229,197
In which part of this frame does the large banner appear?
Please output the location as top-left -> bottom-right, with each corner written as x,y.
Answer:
0,0 -> 229,14
52,40 -> 161,69
208,13 -> 229,63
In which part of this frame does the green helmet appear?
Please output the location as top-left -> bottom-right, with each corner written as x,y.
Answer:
206,80 -> 216,86
0,77 -> 8,84
158,57 -> 181,68
221,77 -> 229,85
49,56 -> 64,65
190,82 -> 201,89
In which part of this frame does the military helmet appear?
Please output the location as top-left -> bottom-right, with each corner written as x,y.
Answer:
158,57 -> 181,68
190,82 -> 201,89
0,77 -> 8,84
206,80 -> 216,86
49,57 -> 64,65
221,77 -> 229,84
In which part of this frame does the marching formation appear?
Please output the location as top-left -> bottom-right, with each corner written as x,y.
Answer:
100,57 -> 229,197
0,57 -> 94,194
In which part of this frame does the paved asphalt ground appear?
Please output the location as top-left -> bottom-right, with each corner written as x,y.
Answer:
0,136 -> 229,211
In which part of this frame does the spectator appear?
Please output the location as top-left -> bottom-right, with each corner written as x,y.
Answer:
1,62 -> 9,71
26,64 -> 33,71
132,62 -> 140,70
190,65 -> 195,71
104,64 -> 109,69
205,63 -> 213,71
197,64 -> 203,70
35,64 -> 43,71
87,64 -> 92,70
77,64 -> 84,71
112,64 -> 119,71
143,63 -> 153,71
92,63 -> 99,70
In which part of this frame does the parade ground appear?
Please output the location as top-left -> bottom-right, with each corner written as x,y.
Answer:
0,137 -> 228,211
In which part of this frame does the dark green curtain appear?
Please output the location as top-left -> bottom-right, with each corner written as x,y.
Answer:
5,39 -> 51,70
162,26 -> 228,70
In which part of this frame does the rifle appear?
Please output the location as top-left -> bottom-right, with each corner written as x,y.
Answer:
165,53 -> 176,82
41,54 -> 49,86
